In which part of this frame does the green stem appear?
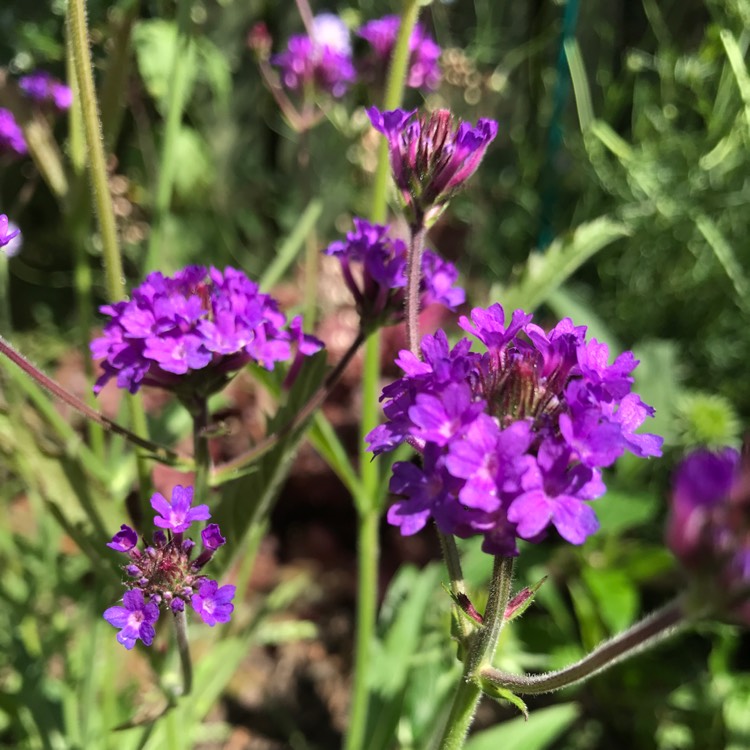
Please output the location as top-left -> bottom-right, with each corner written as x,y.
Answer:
173,608 -> 193,696
346,3 -> 422,749
405,218 -> 426,354
145,0 -> 194,272
345,508 -> 380,750
481,596 -> 688,695
66,0 -> 153,502
437,557 -> 515,750
189,396 -> 210,505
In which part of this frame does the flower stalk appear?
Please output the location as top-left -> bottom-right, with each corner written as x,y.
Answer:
173,608 -> 193,696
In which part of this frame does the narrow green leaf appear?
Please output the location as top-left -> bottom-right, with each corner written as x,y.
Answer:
478,679 -> 529,719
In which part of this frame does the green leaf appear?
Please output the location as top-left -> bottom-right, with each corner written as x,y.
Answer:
593,489 -> 658,535
498,217 -> 631,313
465,703 -> 579,750
581,566 -> 639,633
478,679 -> 529,718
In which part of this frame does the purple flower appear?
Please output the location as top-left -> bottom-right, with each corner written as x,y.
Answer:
272,14 -> 355,98
151,485 -> 210,533
19,71 -> 72,111
370,303 -> 662,551
191,579 -> 236,626
667,447 -> 750,624
324,218 -> 464,330
107,524 -> 138,552
91,266 -> 320,396
0,109 -> 27,157
0,215 -> 22,255
105,486 -> 233,648
358,15 -> 441,90
367,107 -> 497,223
103,590 -> 160,649
201,524 -> 226,551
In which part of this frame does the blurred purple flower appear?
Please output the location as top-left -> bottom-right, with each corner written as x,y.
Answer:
90,265 -> 322,396
0,109 -> 27,157
0,215 -> 22,257
324,217 -> 464,329
369,303 -> 662,554
358,15 -> 441,90
151,485 -> 210,533
272,14 -> 355,98
367,107 -> 497,223
191,579 -> 236,626
103,590 -> 160,650
19,71 -> 72,111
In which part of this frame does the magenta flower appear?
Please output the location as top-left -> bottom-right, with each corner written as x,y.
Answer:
191,579 -> 236,626
367,107 -> 498,223
107,524 -> 138,552
370,303 -> 662,554
19,71 -> 72,111
272,14 -> 355,98
201,524 -> 226,551
0,109 -> 27,157
103,590 -> 160,650
324,218 -> 464,330
358,15 -> 441,90
151,485 -> 210,533
91,265 -> 322,396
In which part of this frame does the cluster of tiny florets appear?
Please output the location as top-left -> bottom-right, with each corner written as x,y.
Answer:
90,265 -> 323,396
368,303 -> 663,554
103,485 -> 235,649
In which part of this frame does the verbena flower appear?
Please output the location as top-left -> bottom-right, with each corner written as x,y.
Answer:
90,265 -> 323,397
358,15 -> 441,90
103,485 -> 235,648
272,14 -> 356,98
667,446 -> 750,624
0,108 -> 27,157
19,71 -> 73,111
324,217 -> 464,330
0,215 -> 22,256
368,303 -> 662,554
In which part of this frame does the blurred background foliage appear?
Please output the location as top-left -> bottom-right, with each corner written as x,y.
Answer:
1,0 -> 750,748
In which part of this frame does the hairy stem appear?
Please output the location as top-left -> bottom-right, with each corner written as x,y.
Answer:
481,596 -> 689,695
405,219 -> 426,355
173,608 -> 193,696
189,396 -> 210,506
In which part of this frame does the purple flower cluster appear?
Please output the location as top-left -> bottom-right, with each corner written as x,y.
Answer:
358,15 -> 441,90
91,265 -> 323,396
367,107 -> 498,223
272,13 -> 356,98
324,218 -> 464,329
103,485 -> 235,649
667,447 -> 750,624
0,215 -> 21,257
19,71 -> 73,111
0,108 -> 27,157
368,303 -> 663,554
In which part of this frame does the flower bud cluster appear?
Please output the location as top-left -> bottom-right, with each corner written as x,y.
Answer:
368,303 -> 663,554
103,485 -> 235,649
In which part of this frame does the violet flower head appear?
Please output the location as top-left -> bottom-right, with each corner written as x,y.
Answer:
103,590 -> 160,650
0,215 -> 22,257
369,303 -> 662,554
90,265 -> 323,397
272,14 -> 355,98
191,579 -> 236,626
104,486 -> 234,648
367,107 -> 497,224
0,109 -> 27,157
19,71 -> 73,111
358,15 -> 441,90
667,446 -> 750,624
324,217 -> 464,330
